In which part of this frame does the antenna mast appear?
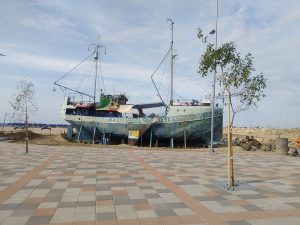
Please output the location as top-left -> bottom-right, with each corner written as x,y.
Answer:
167,19 -> 174,105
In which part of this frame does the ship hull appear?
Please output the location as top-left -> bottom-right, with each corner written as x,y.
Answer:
62,106 -> 223,145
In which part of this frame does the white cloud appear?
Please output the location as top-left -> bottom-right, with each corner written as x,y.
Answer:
0,0 -> 299,127
21,14 -> 76,31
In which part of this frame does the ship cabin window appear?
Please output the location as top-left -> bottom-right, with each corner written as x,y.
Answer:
66,108 -> 74,115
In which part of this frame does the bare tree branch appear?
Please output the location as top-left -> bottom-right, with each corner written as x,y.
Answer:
9,79 -> 38,123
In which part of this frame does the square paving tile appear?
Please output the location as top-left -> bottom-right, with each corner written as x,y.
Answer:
0,143 -> 299,225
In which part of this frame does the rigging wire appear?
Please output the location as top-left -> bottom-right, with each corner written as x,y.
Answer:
157,55 -> 168,91
73,60 -> 94,100
98,54 -> 106,94
150,47 -> 171,106
54,53 -> 93,85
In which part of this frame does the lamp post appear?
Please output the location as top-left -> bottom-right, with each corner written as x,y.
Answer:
198,28 -> 216,153
210,0 -> 219,153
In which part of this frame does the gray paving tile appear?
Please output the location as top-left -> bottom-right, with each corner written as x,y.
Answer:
59,201 -> 78,208
154,208 -> 176,216
25,215 -> 53,225
196,195 -> 228,201
78,201 -> 95,207
131,199 -> 148,204
229,220 -> 252,225
153,203 -> 171,210
287,202 -> 300,208
167,202 -> 187,209
1,216 -> 30,225
144,193 -> 160,198
239,194 -> 267,199
0,204 -> 19,210
11,209 -> 35,217
97,195 -> 113,201
17,204 -> 39,210
96,212 -> 117,220
242,204 -> 263,211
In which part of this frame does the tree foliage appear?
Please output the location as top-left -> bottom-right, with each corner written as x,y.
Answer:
198,42 -> 266,125
10,80 -> 38,122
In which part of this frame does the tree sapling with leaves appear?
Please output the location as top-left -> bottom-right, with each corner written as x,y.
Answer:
198,42 -> 266,187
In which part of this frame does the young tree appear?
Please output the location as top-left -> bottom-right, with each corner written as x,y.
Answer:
10,79 -> 38,153
198,42 -> 266,187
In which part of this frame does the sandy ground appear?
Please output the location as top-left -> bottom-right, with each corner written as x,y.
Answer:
227,127 -> 300,143
1,126 -> 299,151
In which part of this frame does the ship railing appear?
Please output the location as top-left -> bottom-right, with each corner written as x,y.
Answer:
172,100 -> 202,106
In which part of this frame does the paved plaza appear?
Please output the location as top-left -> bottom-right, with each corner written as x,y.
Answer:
0,143 -> 299,225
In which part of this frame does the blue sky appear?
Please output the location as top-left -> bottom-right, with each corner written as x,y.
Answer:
0,0 -> 299,127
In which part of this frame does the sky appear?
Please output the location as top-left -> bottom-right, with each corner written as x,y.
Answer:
0,0 -> 299,128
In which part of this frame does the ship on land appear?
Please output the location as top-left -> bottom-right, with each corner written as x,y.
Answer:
54,20 -> 223,146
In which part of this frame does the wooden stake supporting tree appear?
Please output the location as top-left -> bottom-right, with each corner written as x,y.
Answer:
198,42 -> 266,189
227,89 -> 234,187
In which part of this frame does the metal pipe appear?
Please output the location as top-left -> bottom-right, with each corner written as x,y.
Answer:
92,127 -> 96,144
77,125 -> 82,142
149,129 -> 152,147
184,129 -> 187,150
170,137 -> 174,148
94,51 -> 98,104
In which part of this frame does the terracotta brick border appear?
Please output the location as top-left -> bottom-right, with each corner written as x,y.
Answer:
129,151 -> 229,225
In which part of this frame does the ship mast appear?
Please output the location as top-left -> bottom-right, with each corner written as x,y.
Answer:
89,44 -> 106,104
167,19 -> 174,106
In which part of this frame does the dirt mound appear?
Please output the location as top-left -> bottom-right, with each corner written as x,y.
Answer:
0,130 -> 71,146
0,130 -> 41,141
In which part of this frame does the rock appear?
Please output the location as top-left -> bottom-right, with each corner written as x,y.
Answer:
263,142 -> 275,151
236,135 -> 264,151
288,147 -> 298,156
241,143 -> 251,151
233,137 -> 239,146
250,146 -> 258,151
252,140 -> 261,149
261,144 -> 272,151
